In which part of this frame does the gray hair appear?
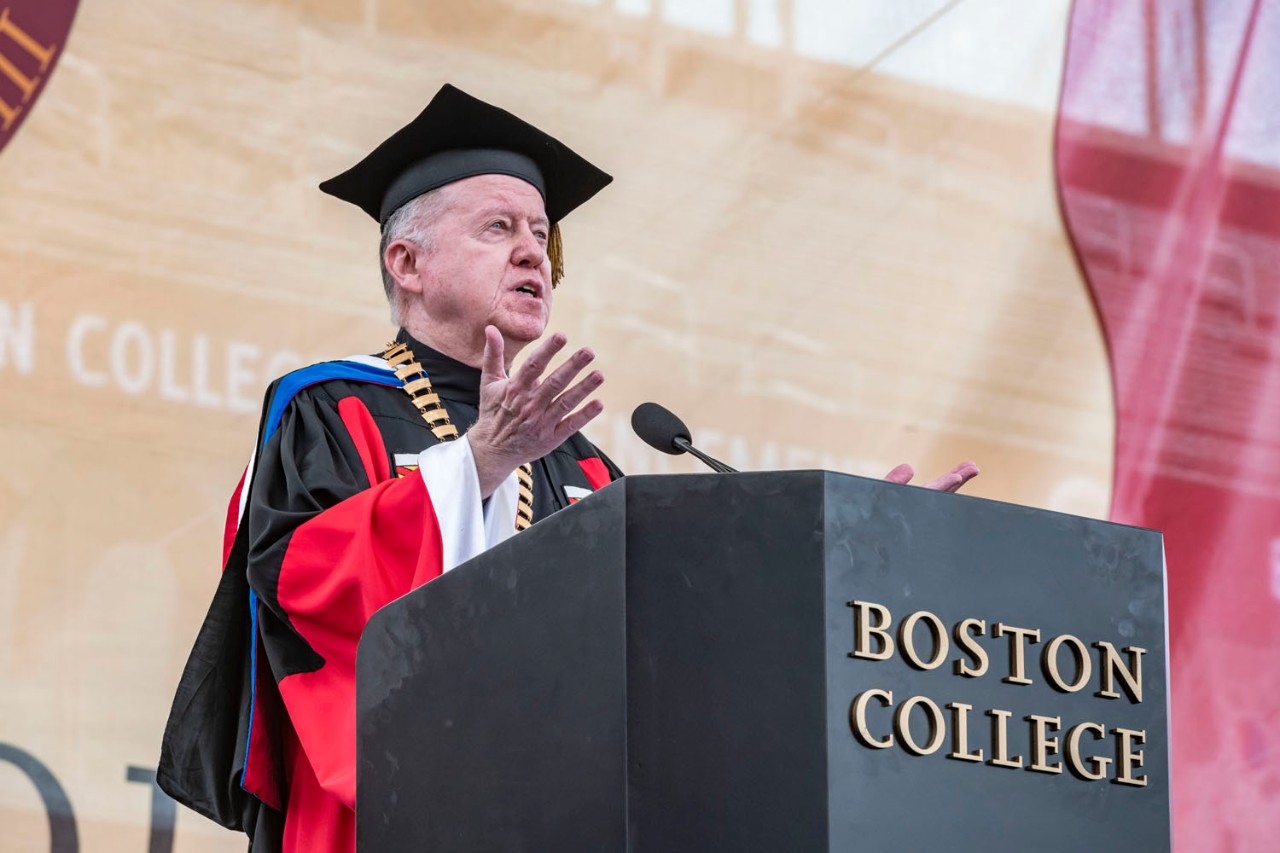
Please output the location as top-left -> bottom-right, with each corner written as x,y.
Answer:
379,186 -> 455,325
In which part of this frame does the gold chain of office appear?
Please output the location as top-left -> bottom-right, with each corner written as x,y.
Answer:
381,341 -> 534,532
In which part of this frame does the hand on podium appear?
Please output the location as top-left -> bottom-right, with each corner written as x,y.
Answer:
883,461 -> 979,493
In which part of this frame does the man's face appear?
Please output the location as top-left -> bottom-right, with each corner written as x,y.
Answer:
407,174 -> 553,361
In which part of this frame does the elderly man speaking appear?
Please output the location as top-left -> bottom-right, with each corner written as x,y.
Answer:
157,82 -> 979,853
158,84 -> 621,853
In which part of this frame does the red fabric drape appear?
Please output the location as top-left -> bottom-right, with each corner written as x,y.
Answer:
1057,1 -> 1280,848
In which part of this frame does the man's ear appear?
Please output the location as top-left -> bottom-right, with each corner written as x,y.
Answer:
385,239 -> 424,296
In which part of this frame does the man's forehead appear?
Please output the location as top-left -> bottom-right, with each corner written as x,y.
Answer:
447,175 -> 549,220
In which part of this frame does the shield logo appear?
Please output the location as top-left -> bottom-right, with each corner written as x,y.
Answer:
0,1 -> 81,157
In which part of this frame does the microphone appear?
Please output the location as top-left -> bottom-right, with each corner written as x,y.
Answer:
630,402 -> 738,474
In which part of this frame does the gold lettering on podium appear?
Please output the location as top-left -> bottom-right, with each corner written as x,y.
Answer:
1065,721 -> 1112,780
898,610 -> 948,671
1043,634 -> 1092,692
848,600 -> 894,661
1093,642 -> 1145,703
986,708 -> 1023,768
850,689 -> 895,749
946,702 -> 984,762
839,599 -> 1158,788
952,618 -> 989,678
893,695 -> 946,756
1026,714 -> 1063,774
993,623 -> 1041,686
1112,727 -> 1148,787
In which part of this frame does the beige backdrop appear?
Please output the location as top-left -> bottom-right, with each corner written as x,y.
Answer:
0,0 -> 1110,849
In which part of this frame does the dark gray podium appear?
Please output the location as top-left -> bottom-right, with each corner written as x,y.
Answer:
356,472 -> 1169,852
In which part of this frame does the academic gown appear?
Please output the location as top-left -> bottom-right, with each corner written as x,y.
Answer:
158,329 -> 621,853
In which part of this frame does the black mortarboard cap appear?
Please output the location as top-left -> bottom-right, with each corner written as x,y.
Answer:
318,84 -> 612,226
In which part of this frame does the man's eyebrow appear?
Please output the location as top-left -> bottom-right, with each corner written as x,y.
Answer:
472,204 -> 549,227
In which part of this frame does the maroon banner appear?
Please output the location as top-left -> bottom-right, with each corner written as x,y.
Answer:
1056,0 -> 1280,848
0,0 -> 79,157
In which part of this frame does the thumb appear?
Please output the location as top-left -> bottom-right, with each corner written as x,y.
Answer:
480,326 -> 506,384
883,463 -> 914,485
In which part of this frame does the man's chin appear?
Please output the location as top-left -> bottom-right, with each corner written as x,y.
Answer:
496,321 -> 549,352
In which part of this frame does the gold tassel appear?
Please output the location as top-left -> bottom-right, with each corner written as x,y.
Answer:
548,221 -> 564,288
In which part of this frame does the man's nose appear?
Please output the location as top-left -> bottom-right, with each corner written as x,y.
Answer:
511,223 -> 546,267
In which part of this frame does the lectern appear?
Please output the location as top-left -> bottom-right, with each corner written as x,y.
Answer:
356,472 -> 1169,852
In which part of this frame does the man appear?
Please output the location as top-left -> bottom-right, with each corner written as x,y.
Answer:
158,84 -> 621,852
159,83 -> 978,852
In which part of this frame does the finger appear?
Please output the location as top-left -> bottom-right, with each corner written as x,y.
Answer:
480,326 -> 506,384
883,463 -> 914,484
923,461 -> 981,493
512,332 -> 568,389
552,399 -> 605,443
550,369 -> 604,417
536,348 -> 596,404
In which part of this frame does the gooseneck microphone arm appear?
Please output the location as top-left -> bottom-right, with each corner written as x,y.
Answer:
673,436 -> 737,473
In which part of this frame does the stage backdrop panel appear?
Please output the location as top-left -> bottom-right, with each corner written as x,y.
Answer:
0,1 -> 1106,850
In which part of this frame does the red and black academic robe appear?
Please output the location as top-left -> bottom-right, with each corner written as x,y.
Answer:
158,330 -> 620,852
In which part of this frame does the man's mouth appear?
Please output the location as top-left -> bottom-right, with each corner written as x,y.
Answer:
515,284 -> 539,297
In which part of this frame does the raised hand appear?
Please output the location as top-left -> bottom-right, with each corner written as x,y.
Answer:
883,461 -> 980,493
466,326 -> 605,497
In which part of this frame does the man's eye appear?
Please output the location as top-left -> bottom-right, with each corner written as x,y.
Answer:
534,229 -> 548,241
488,220 -> 509,231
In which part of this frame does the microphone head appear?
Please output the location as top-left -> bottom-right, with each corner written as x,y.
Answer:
631,402 -> 692,455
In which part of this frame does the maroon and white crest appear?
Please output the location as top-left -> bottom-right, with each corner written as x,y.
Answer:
0,0 -> 80,157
